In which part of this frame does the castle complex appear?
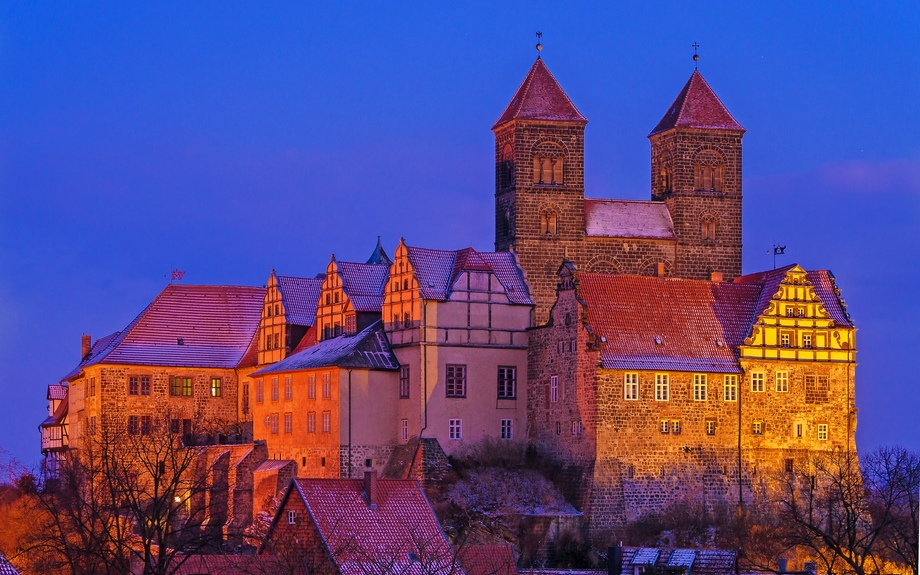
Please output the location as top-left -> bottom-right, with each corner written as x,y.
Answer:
39,55 -> 858,537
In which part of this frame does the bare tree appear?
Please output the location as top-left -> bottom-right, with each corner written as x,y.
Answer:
863,446 -> 919,575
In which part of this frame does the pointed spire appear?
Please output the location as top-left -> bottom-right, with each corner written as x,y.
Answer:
493,58 -> 587,129
366,236 -> 393,266
649,70 -> 744,137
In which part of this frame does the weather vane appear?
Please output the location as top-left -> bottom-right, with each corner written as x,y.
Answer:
692,42 -> 700,69
770,241 -> 786,269
166,268 -> 187,283
536,31 -> 543,58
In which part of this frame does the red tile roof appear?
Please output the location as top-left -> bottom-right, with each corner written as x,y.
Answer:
406,246 -> 532,305
61,285 -> 266,379
493,58 -> 587,129
456,544 -> 517,575
578,273 -> 761,373
277,275 -> 323,326
286,477 -> 456,575
584,199 -> 676,240
337,261 -> 390,313
649,70 -> 744,136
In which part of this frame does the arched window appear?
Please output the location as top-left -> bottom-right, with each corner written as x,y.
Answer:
532,155 -> 541,184
540,209 -> 558,235
701,214 -> 717,241
553,157 -> 563,184
532,143 -> 565,185
693,151 -> 725,192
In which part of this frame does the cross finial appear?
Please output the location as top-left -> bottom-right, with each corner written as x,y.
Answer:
536,31 -> 543,58
692,42 -> 700,69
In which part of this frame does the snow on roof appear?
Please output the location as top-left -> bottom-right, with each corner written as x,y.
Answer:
584,199 -> 676,240
494,58 -> 587,128
277,275 -> 323,326
406,245 -> 532,305
649,70 -> 744,136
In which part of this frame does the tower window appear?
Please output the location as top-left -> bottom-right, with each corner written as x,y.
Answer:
701,215 -> 717,240
540,209 -> 558,235
532,147 -> 565,185
695,163 -> 724,192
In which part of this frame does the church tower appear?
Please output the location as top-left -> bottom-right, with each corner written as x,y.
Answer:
648,70 -> 745,280
493,57 -> 587,324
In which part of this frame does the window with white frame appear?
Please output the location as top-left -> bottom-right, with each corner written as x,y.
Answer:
803,333 -> 813,349
256,379 -> 264,402
817,423 -> 828,441
284,412 -> 292,434
322,411 -> 331,433
308,375 -> 316,399
271,377 -> 279,402
724,375 -> 738,401
446,365 -> 466,397
751,372 -> 765,392
288,510 -> 297,525
307,412 -> 316,433
497,366 -> 516,399
752,420 -> 763,435
501,419 -> 513,440
449,419 -> 462,440
399,366 -> 410,398
322,373 -> 331,398
693,374 -> 708,401
270,413 -> 279,434
795,422 -> 804,438
776,371 -> 789,392
572,420 -> 583,436
550,376 -> 559,402
400,419 -> 409,441
671,420 -> 681,434
706,420 -> 716,436
781,333 -> 791,347
624,373 -> 638,400
655,374 -> 669,401
660,420 -> 670,434
284,376 -> 293,400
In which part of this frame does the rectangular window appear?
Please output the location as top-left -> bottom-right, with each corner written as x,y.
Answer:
448,419 -> 462,440
753,421 -> 763,435
345,314 -> 356,335
271,377 -> 279,402
141,375 -> 150,396
242,384 -> 250,414
400,419 -> 409,441
287,510 -> 297,525
128,415 -> 139,435
558,341 -> 564,355
781,333 -> 791,347
795,422 -> 804,438
550,375 -> 559,403
655,374 -> 669,401
129,376 -> 139,395
671,420 -> 681,434
170,419 -> 179,434
497,366 -> 516,399
570,340 -> 576,353
256,379 -> 264,402
624,373 -> 638,400
555,421 -> 561,435
693,374 -> 708,401
170,377 -> 181,396
724,375 -> 738,402
776,371 -> 789,393
284,413 -> 292,434
308,375 -> 316,399
211,377 -> 222,397
660,420 -> 670,434
284,376 -> 292,400
500,419 -> 513,440
817,423 -> 828,441
784,458 -> 794,473
446,365 -> 467,397
322,411 -> 331,433
141,415 -> 151,435
307,412 -> 316,433
706,420 -> 716,436
571,420 -> 583,436
270,414 -> 279,435
803,333 -> 812,348
399,366 -> 410,398
89,416 -> 96,436
751,372 -> 765,392
183,377 -> 192,397
322,373 -> 331,399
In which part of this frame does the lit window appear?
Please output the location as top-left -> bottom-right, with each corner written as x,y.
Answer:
817,423 -> 828,441
776,371 -> 789,392
550,376 -> 558,403
795,422 -> 804,438
706,420 -> 716,436
787,307 -> 794,317
288,510 -> 297,525
498,366 -> 516,399
753,421 -> 763,436
284,413 -> 292,434
399,366 -> 410,398
781,333 -> 791,347
671,420 -> 681,435
501,419 -> 513,440
256,379 -> 264,403
400,419 -> 409,441
449,419 -> 462,440
803,334 -> 813,349
307,412 -> 316,433
693,374 -> 708,401
322,411 -> 331,433
183,378 -> 192,397
724,375 -> 738,402
660,420 -> 670,434
284,376 -> 292,400
751,373 -> 764,393
211,377 -> 222,397
572,420 -> 583,436
624,373 -> 639,400
446,365 -> 466,397
655,374 -> 669,401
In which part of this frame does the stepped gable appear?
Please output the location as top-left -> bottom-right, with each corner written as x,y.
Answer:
251,321 -> 398,374
406,245 -> 532,304
649,70 -> 745,136
577,273 -> 761,373
493,58 -> 587,128
584,198 -> 676,240
338,260 -> 390,312
276,275 -> 323,326
734,264 -> 852,327
61,285 -> 266,379
275,477 -> 455,575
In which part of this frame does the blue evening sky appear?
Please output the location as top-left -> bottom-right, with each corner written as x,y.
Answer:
1,2 -> 918,467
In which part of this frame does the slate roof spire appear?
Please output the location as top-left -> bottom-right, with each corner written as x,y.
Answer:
493,58 -> 587,129
366,236 -> 393,266
649,70 -> 745,136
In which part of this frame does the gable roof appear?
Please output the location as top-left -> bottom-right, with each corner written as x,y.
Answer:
584,199 -> 676,240
61,285 -> 266,380
277,275 -> 323,326
493,58 -> 587,129
733,264 -> 853,327
286,477 -> 456,575
337,261 -> 390,313
251,321 -> 399,375
649,70 -> 744,136
578,274 -> 761,373
406,246 -> 532,305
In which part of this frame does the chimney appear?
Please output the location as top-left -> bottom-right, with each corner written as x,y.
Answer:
656,262 -> 665,277
363,469 -> 378,509
608,546 -> 623,575
81,334 -> 92,359
711,272 -> 723,283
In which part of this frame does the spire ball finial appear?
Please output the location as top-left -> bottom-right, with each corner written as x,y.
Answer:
692,42 -> 700,69
536,31 -> 543,56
